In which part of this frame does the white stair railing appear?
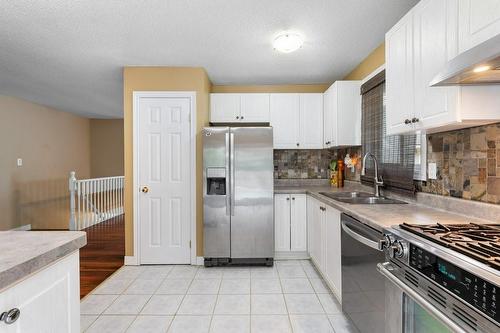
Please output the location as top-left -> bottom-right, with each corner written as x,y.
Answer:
69,171 -> 124,230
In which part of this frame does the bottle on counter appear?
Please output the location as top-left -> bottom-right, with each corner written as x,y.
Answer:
329,160 -> 338,187
337,159 -> 344,188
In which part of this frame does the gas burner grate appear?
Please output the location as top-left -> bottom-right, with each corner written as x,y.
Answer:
400,223 -> 500,270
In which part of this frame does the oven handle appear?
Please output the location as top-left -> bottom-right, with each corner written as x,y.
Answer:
341,220 -> 380,250
377,262 -> 468,333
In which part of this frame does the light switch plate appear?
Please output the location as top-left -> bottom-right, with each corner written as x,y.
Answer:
428,162 -> 437,180
17,158 -> 23,167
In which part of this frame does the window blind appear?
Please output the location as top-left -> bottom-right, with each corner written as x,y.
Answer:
361,70 -> 416,195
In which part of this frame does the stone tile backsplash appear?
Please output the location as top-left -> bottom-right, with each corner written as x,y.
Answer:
417,122 -> 500,204
274,150 -> 333,179
273,147 -> 362,181
274,123 -> 499,205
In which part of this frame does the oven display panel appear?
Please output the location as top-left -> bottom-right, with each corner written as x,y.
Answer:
409,244 -> 499,324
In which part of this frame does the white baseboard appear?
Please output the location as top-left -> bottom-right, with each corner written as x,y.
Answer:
11,224 -> 32,231
124,256 -> 139,266
196,256 -> 204,266
274,251 -> 310,260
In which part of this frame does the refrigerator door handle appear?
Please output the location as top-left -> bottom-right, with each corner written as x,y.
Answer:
225,132 -> 230,216
230,132 -> 235,216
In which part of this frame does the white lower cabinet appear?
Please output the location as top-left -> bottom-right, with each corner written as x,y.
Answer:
275,194 -> 292,252
0,252 -> 80,333
324,206 -> 342,300
306,195 -> 342,301
290,195 -> 307,252
274,194 -> 307,258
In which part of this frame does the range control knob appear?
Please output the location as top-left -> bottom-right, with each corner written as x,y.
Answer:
389,240 -> 408,259
378,234 -> 392,251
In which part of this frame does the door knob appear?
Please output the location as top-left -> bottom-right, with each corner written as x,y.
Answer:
0,308 -> 20,325
141,186 -> 149,193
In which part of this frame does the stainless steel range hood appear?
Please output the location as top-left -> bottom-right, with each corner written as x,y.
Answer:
430,34 -> 500,86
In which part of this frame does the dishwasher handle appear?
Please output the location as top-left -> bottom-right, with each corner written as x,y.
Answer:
341,217 -> 382,251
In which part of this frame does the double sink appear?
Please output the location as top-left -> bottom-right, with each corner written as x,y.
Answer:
319,191 -> 407,205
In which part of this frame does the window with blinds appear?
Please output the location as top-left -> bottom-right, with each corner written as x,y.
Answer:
361,70 -> 417,195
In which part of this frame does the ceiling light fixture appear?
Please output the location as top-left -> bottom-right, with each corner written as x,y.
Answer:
273,32 -> 303,53
473,65 -> 491,73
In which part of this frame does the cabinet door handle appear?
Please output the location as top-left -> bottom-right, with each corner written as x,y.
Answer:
404,119 -> 411,125
240,116 -> 244,120
0,308 -> 20,325
411,117 -> 419,123
296,143 -> 300,147
286,197 -> 290,201
292,197 -> 295,200
236,116 -> 240,119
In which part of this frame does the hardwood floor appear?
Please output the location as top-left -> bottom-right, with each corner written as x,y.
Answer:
79,215 -> 124,298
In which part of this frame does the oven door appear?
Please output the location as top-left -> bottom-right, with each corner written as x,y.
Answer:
378,262 -> 468,333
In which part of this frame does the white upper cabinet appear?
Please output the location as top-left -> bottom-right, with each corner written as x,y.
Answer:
240,94 -> 270,122
210,93 -> 270,123
386,9 -> 415,135
299,93 -> 324,149
323,81 -> 361,148
270,93 -> 323,149
385,0 -> 500,135
270,94 -> 301,148
211,93 -> 241,122
458,0 -> 500,53
413,0 -> 460,130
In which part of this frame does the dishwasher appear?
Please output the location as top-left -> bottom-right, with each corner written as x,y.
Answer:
341,213 -> 386,333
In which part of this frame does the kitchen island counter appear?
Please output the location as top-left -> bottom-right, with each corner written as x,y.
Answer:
0,230 -> 86,291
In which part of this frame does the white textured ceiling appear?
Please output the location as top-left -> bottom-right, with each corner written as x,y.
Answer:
0,0 -> 418,118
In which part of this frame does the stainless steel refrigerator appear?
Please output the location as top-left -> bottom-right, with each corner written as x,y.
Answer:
203,127 -> 274,266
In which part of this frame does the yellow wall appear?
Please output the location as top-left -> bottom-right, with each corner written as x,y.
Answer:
123,67 -> 211,257
343,43 -> 385,80
211,84 -> 329,93
0,95 -> 91,230
90,119 -> 124,178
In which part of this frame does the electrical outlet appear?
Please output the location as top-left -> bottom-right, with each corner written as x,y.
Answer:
17,158 -> 23,167
428,162 -> 437,180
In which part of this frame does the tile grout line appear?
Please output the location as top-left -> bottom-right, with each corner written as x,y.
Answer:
83,266 -> 153,332
276,266 -> 294,333
208,270 -> 224,333
304,261 -> 336,332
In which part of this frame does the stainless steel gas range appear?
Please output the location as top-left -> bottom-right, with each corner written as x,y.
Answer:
378,223 -> 500,333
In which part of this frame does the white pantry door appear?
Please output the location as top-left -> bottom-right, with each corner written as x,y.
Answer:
137,96 -> 192,264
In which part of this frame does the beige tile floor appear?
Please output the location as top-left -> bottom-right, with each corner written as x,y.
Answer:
80,260 -> 359,333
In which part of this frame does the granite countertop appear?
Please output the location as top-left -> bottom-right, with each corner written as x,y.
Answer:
0,231 -> 86,291
275,184 -> 496,232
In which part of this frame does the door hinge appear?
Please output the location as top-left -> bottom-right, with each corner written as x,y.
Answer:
189,240 -> 191,249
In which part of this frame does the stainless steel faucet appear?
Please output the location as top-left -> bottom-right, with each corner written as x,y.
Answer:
361,152 -> 384,197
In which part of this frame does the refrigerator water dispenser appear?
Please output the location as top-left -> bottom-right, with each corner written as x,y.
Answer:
206,167 -> 226,195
